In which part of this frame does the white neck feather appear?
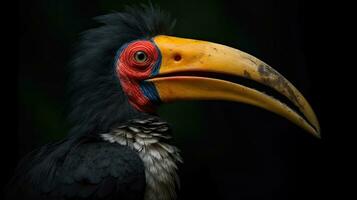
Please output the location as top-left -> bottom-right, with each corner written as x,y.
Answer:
101,118 -> 182,200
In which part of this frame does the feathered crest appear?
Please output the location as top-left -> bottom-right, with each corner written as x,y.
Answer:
67,4 -> 175,137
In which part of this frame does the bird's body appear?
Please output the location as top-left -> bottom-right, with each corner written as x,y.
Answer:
9,4 -> 320,200
8,6 -> 180,199
7,117 -> 180,200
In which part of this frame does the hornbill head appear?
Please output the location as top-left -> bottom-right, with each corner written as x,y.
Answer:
70,5 -> 320,138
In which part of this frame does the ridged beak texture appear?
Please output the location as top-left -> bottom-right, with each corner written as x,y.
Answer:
148,35 -> 320,137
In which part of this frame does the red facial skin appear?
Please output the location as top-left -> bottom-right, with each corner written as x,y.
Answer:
116,40 -> 159,112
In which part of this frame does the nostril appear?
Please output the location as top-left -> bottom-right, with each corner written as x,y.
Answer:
173,54 -> 182,62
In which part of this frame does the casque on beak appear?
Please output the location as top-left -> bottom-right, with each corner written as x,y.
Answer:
147,35 -> 320,137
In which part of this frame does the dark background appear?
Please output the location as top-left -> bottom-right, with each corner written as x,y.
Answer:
4,0 -> 341,199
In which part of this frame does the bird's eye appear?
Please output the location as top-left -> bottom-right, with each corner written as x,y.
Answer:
134,51 -> 148,63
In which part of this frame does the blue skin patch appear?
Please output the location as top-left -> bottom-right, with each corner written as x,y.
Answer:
115,38 -> 162,107
140,39 -> 162,106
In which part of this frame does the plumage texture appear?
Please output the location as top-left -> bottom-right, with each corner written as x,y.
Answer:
101,117 -> 182,200
8,5 -> 178,200
7,139 -> 146,200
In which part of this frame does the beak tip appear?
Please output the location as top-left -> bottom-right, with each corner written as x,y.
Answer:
315,133 -> 321,139
314,123 -> 321,139
312,128 -> 321,139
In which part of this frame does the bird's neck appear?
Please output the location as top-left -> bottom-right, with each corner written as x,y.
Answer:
101,117 -> 182,200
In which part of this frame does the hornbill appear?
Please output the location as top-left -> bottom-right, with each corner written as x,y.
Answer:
9,4 -> 320,200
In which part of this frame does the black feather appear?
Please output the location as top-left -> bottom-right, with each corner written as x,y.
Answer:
7,4 -> 175,200
67,4 -> 175,138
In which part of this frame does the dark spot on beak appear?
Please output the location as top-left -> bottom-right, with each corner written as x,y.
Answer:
258,63 -> 303,110
258,63 -> 271,76
243,70 -> 251,78
174,54 -> 182,62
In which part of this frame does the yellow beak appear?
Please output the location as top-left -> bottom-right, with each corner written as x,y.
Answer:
148,35 -> 320,137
